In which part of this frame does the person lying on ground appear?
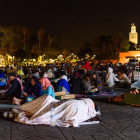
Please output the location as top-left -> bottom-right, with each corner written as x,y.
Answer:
112,88 -> 140,106
13,95 -> 101,127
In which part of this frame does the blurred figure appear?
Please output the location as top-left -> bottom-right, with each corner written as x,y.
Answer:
105,67 -> 119,87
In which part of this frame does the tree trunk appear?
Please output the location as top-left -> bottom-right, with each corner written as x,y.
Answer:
36,53 -> 37,62
39,35 -> 40,50
27,38 -> 28,53
24,33 -> 26,50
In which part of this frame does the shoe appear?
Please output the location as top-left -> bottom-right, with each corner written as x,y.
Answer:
3,112 -> 8,117
96,111 -> 101,116
9,111 -> 14,118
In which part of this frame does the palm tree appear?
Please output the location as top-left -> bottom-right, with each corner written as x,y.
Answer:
22,27 -> 27,51
10,43 -> 18,64
47,34 -> 54,48
31,44 -> 41,62
38,29 -> 45,50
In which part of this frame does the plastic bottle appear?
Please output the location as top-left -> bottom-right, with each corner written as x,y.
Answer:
50,107 -> 56,126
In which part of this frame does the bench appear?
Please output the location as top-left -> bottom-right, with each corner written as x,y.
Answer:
55,91 -> 75,100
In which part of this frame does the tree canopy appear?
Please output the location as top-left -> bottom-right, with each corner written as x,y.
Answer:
78,34 -> 130,60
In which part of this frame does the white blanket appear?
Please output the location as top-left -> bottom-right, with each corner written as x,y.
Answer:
13,95 -> 99,127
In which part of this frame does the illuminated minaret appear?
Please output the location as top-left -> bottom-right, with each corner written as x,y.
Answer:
129,23 -> 138,44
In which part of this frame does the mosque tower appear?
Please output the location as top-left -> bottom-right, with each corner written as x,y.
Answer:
129,23 -> 138,44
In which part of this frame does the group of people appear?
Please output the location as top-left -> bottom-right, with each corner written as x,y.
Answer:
0,68 -> 103,105
0,60 -> 140,126
0,60 -> 135,105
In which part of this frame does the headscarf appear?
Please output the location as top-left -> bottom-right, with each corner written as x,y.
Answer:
40,77 -> 54,91
73,71 -> 80,78
25,76 -> 41,97
32,76 -> 38,83
61,75 -> 67,81
56,79 -> 70,93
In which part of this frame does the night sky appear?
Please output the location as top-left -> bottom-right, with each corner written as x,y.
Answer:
0,0 -> 140,50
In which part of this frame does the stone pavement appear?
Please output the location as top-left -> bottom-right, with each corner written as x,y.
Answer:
0,90 -> 140,140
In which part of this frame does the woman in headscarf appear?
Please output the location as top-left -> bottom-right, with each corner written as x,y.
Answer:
105,67 -> 119,87
24,76 -> 41,97
69,71 -> 85,94
56,75 -> 70,94
13,76 -> 41,105
91,72 -> 103,91
40,77 -> 55,98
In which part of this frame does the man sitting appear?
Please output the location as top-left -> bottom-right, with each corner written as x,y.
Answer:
33,70 -> 40,79
0,72 -> 21,100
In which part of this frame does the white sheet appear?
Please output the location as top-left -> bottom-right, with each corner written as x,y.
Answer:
13,95 -> 99,127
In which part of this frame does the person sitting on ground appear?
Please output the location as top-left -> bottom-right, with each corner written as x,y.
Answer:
91,72 -> 103,91
40,77 -> 55,98
13,76 -> 41,105
0,69 -> 5,78
24,76 -> 41,97
82,60 -> 92,70
128,69 -> 132,80
105,67 -> 119,87
69,71 -> 85,94
56,75 -> 70,95
46,68 -> 55,78
7,74 -> 23,92
118,70 -> 131,84
17,67 -> 25,79
33,70 -> 40,79
60,63 -> 67,75
40,70 -> 47,78
0,72 -> 21,100
83,73 -> 93,94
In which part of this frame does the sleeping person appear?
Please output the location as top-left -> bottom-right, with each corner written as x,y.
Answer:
13,95 -> 101,127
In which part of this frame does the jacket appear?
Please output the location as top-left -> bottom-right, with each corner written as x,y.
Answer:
69,78 -> 85,94
5,78 -> 21,98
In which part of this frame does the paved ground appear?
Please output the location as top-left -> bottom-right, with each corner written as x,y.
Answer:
0,89 -> 140,140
